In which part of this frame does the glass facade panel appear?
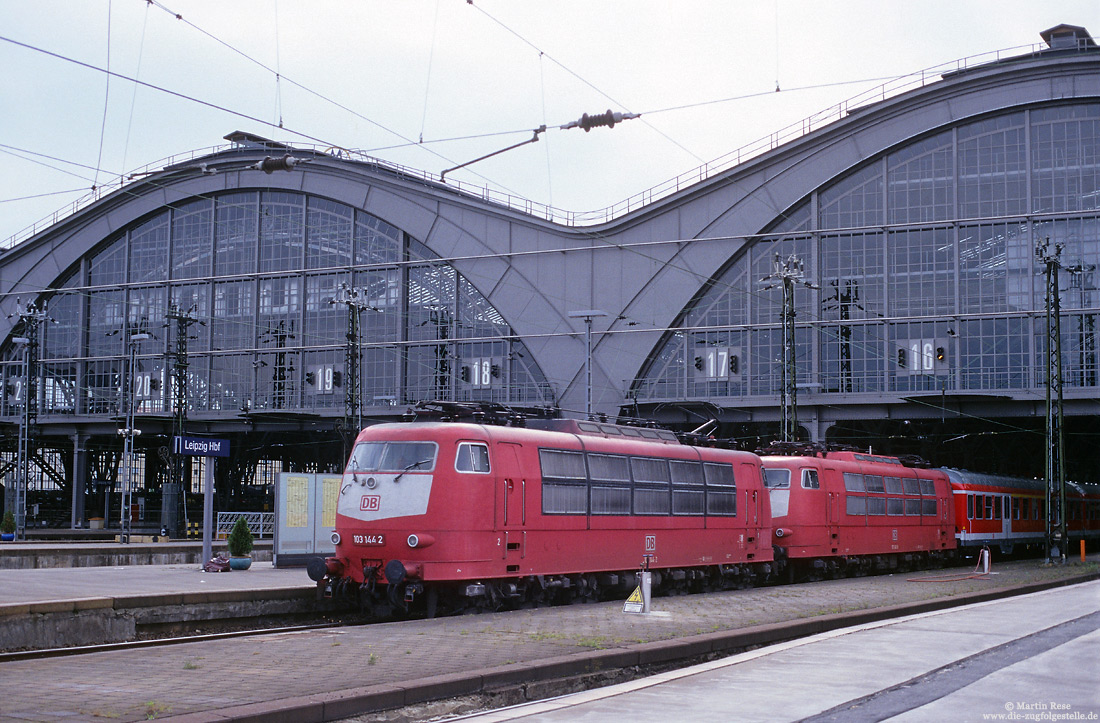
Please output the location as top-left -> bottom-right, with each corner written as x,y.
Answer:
4,189 -> 553,422
634,102 -> 1100,409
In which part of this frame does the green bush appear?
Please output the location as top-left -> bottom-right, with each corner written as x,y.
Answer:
1,510 -> 14,534
227,516 -> 253,557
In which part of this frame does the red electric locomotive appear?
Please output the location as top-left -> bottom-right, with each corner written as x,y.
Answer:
759,449 -> 955,579
310,417 -> 773,616
945,469 -> 1100,556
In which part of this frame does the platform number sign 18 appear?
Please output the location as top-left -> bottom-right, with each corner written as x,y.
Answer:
461,357 -> 502,388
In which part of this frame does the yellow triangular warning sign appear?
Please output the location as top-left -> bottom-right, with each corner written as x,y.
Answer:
625,586 -> 643,604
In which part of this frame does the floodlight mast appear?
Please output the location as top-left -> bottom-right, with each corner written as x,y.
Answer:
761,254 -> 818,442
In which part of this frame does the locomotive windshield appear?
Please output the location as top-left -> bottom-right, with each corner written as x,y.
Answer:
346,441 -> 438,473
763,469 -> 791,489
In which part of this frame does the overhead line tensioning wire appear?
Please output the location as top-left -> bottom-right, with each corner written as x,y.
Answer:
466,1 -> 704,163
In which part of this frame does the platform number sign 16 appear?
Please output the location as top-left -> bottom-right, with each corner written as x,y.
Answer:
896,338 -> 948,376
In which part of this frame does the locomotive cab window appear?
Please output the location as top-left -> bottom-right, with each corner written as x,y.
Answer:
454,443 -> 490,474
346,441 -> 437,473
763,469 -> 791,488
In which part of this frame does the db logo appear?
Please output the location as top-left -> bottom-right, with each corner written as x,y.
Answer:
645,535 -> 656,552
360,495 -> 381,512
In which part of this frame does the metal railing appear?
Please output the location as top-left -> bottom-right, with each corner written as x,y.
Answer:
2,40 -> 1069,250
215,511 -> 274,539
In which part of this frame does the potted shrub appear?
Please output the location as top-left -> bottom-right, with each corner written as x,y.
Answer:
226,517 -> 254,570
1,510 -> 15,541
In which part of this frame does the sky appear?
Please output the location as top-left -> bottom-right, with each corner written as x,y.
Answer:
1,1 -> 1099,246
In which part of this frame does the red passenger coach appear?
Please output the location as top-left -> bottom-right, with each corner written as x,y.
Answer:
310,418 -> 773,616
760,450 -> 955,579
945,469 -> 1100,555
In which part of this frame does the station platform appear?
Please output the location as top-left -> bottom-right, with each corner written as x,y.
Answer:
0,556 -> 1095,722
457,580 -> 1100,722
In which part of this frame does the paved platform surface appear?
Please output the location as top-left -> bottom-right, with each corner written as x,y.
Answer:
449,581 -> 1100,723
0,558 -> 1095,722
0,560 -> 311,606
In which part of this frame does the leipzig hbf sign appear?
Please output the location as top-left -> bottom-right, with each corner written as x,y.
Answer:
172,436 -> 231,458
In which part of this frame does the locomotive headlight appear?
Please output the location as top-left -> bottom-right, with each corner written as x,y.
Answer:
407,533 -> 436,548
330,531 -> 341,545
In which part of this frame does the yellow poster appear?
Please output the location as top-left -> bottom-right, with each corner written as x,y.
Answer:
286,475 -> 309,528
321,476 -> 341,527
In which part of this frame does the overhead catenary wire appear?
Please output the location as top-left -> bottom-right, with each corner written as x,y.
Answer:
92,0 -> 113,191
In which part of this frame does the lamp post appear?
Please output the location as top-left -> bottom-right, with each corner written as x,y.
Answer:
567,310 -> 608,419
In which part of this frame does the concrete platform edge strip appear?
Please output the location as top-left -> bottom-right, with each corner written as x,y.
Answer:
157,571 -> 1100,723
0,586 -> 315,617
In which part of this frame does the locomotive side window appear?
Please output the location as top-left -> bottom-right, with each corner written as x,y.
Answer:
843,473 -> 865,492
591,486 -> 631,515
589,454 -> 631,482
865,475 -> 885,493
887,498 -> 903,515
919,479 -> 936,496
671,461 -> 705,517
455,443 -> 491,473
540,449 -> 588,515
904,498 -> 921,515
846,496 -> 866,515
902,478 -> 921,495
921,498 -> 937,516
589,453 -> 631,516
631,457 -> 670,483
885,477 -> 904,494
867,497 -> 886,515
703,462 -> 737,516
801,469 -> 819,489
632,457 -> 671,515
